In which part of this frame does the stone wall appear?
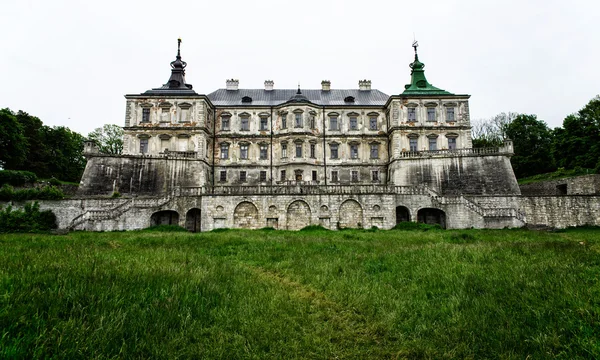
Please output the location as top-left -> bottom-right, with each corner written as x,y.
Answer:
390,154 -> 520,195
519,175 -> 600,196
78,155 -> 210,196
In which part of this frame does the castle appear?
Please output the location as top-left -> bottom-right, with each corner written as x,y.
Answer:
47,40 -> 598,231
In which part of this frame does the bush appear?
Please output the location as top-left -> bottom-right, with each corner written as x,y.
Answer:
0,184 -> 64,201
143,225 -> 187,232
47,177 -> 62,186
111,191 -> 121,198
0,202 -> 57,233
0,170 -> 37,186
392,222 -> 443,231
299,225 -> 330,232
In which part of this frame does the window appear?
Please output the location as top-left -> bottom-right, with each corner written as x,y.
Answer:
310,143 -> 316,158
260,171 -> 267,182
351,170 -> 359,182
240,116 -> 249,131
428,137 -> 437,151
427,108 -> 436,122
221,116 -> 230,130
142,108 -> 150,123
219,170 -> 227,182
295,113 -> 302,128
330,144 -> 338,159
331,170 -> 338,182
161,108 -> 170,122
329,116 -> 338,130
220,143 -> 229,159
259,144 -> 268,160
281,143 -> 287,158
446,107 -> 455,122
282,114 -> 287,129
280,170 -> 286,181
295,143 -> 302,158
369,116 -> 377,130
239,171 -> 247,182
350,144 -> 359,159
372,170 -> 379,182
350,116 -> 357,130
448,137 -> 457,150
408,107 -> 416,121
310,116 -> 315,129
312,170 -> 317,181
240,144 -> 248,159
370,144 -> 379,159
409,138 -> 418,152
260,117 -> 268,131
140,138 -> 148,154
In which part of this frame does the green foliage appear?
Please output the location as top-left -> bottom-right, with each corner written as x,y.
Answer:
0,202 -> 57,232
0,170 -> 37,186
506,114 -> 556,178
111,191 -> 121,198
0,229 -> 599,358
553,96 -> 600,170
471,112 -> 518,148
143,225 -> 188,232
87,124 -> 124,155
518,167 -> 595,184
392,221 -> 443,231
0,184 -> 64,201
0,108 -> 27,169
299,225 -> 330,232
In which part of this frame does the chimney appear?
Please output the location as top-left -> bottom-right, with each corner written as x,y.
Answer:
321,80 -> 331,91
226,79 -> 239,91
264,80 -> 274,91
359,79 -> 371,91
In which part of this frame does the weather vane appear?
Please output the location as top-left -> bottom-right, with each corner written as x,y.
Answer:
412,40 -> 419,54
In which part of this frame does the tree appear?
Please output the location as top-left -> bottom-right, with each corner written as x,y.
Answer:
471,112 -> 519,148
505,114 -> 555,178
552,95 -> 600,170
0,108 -> 27,169
87,124 -> 124,155
43,126 -> 86,182
14,110 -> 51,177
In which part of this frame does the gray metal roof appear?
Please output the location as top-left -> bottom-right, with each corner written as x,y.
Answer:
207,89 -> 389,107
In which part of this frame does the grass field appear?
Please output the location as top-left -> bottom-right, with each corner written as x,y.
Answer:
1,227 -> 599,359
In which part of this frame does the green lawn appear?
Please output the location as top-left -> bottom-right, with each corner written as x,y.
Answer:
1,228 -> 599,359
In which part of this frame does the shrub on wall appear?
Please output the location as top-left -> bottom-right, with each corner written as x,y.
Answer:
0,184 -> 64,201
0,202 -> 57,233
0,170 -> 37,186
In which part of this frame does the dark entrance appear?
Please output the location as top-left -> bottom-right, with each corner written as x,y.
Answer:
396,206 -> 410,223
185,208 -> 202,232
417,208 -> 446,229
150,210 -> 179,227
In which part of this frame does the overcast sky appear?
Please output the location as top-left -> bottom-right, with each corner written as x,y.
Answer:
1,0 -> 599,135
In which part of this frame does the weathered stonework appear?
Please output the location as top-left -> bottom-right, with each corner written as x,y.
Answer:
13,41 -> 595,232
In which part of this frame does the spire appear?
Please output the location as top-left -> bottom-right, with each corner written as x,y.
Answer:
402,41 -> 452,96
288,84 -> 310,103
141,38 -> 197,95
165,38 -> 192,90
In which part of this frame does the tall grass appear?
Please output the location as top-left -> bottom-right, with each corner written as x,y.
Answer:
0,228 -> 599,358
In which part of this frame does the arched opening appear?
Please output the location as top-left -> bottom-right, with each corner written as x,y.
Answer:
233,201 -> 259,229
287,200 -> 311,230
417,208 -> 446,229
185,208 -> 202,232
151,210 -> 180,227
338,199 -> 363,229
396,206 -> 410,223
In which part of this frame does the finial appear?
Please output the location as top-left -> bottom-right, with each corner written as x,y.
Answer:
297,84 -> 301,94
177,38 -> 182,58
412,40 -> 419,54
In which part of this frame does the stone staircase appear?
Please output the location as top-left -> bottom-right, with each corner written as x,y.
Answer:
69,196 -> 172,230
425,186 -> 526,226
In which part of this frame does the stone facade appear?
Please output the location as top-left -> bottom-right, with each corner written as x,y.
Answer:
519,174 -> 600,196
14,41 -> 596,232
